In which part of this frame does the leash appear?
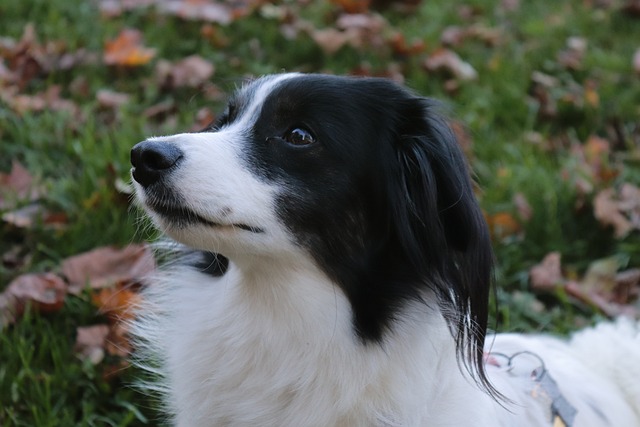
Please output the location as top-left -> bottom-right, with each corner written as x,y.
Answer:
484,351 -> 577,427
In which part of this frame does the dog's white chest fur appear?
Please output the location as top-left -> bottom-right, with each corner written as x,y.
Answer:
140,258 -> 499,427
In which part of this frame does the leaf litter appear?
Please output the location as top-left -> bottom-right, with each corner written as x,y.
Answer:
1,0 -> 639,378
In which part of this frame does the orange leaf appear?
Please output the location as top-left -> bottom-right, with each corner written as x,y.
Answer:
485,211 -> 521,240
92,285 -> 141,322
330,0 -> 371,13
104,29 -> 156,67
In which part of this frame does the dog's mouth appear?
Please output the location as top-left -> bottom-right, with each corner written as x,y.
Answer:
147,202 -> 264,234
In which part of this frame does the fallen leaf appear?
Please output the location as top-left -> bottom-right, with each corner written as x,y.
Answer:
103,29 -> 156,67
565,280 -> 633,317
309,13 -> 388,55
0,85 -> 79,115
441,25 -> 501,47
563,257 -> 638,317
615,269 -> 640,304
155,55 -> 215,89
62,245 -> 155,294
529,71 -> 559,119
593,185 -> 640,238
159,0 -> 233,24
75,325 -> 110,364
486,211 -> 521,240
388,32 -> 425,57
96,89 -> 130,108
191,107 -> 216,131
557,37 -> 587,70
440,26 -> 466,47
2,245 -> 32,270
0,161 -> 38,209
0,273 -> 67,326
423,48 -> 478,81
529,254 -> 638,317
513,192 -> 533,221
331,0 -> 371,13
529,252 -> 563,291
581,256 -> 619,294
92,285 -> 142,322
2,203 -> 42,228
634,48 -> 640,74
500,0 -> 520,12
91,283 -> 142,358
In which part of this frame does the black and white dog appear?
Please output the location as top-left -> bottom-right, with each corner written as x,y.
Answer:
130,73 -> 640,426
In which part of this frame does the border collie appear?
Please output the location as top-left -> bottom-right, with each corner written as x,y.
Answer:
130,73 -> 640,426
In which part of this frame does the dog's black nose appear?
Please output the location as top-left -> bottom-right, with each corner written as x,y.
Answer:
131,140 -> 183,187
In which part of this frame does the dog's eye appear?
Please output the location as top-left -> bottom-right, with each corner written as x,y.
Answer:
284,128 -> 315,146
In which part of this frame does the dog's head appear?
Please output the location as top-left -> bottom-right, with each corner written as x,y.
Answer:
131,73 -> 493,389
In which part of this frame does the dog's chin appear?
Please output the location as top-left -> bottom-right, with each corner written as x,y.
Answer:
144,201 -> 264,234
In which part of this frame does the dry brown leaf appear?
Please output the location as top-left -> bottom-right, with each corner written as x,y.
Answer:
156,55 -> 215,89
2,204 -> 42,228
564,281 -> 634,317
557,37 -> 587,70
0,161 -> 38,209
615,269 -> 640,304
331,0 -> 371,13
423,48 -> 478,81
191,107 -> 216,131
0,85 -> 79,115
529,252 -> 563,291
593,185 -> 640,238
441,25 -> 501,47
500,0 -> 520,12
310,13 -> 387,55
75,325 -> 110,364
2,202 -> 67,230
564,259 -> 638,318
99,0 -> 259,23
441,26 -> 466,47
0,24 -> 95,88
594,188 -> 632,237
388,32 -> 424,57
103,29 -> 156,67
311,28 -> 351,55
513,192 -> 533,222
0,273 -> 67,326
62,244 -> 155,294
96,89 -> 130,108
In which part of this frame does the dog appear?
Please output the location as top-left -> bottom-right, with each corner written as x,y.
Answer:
130,73 -> 640,426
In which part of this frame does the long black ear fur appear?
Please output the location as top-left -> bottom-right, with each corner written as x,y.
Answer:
388,97 -> 494,393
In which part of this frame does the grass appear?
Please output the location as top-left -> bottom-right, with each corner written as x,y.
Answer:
1,0 -> 639,424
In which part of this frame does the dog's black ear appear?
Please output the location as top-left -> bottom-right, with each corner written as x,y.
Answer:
386,97 -> 494,392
